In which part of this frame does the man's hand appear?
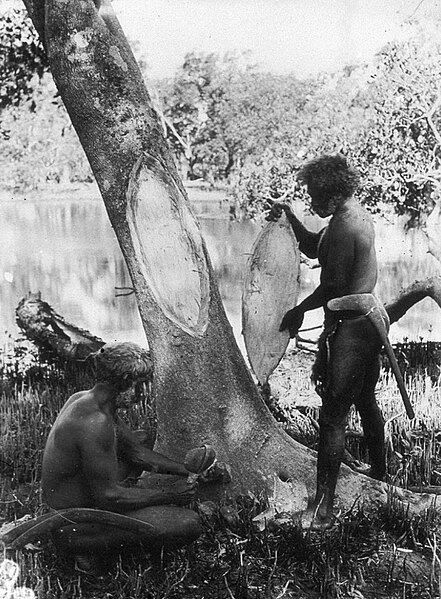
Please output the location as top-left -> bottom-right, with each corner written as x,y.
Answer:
265,202 -> 291,222
197,461 -> 232,484
169,478 -> 199,506
280,306 -> 304,338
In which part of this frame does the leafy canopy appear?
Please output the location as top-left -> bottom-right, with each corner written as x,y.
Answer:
0,7 -> 48,111
2,8 -> 441,226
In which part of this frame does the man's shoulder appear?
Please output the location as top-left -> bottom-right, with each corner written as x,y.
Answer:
332,202 -> 373,232
56,391 -> 110,430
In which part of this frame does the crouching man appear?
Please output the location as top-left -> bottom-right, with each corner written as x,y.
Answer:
42,342 -> 212,565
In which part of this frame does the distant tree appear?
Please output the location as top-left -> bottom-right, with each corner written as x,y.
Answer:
0,6 -> 92,188
157,52 -> 316,183
0,7 -> 48,111
232,27 -> 441,225
354,31 -> 441,225
0,78 -> 92,188
228,67 -> 367,218
205,66 -> 316,181
157,52 -> 219,181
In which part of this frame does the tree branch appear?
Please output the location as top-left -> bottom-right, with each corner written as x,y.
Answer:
385,276 -> 441,325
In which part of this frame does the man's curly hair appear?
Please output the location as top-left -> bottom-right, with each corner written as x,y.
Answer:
90,342 -> 153,388
297,154 -> 360,198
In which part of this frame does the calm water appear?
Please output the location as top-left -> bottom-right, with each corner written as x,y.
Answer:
0,190 -> 439,355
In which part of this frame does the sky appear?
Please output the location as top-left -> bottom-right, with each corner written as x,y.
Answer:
112,0 -> 435,80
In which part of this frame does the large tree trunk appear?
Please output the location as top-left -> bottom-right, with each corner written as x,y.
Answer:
21,0 -> 438,517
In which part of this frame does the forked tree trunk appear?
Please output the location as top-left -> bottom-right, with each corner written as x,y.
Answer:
21,0 -> 439,517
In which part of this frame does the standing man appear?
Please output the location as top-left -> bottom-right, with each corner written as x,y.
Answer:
42,341 -> 211,565
269,154 -> 386,530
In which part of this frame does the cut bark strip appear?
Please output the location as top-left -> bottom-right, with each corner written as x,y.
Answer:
1,508 -> 156,550
242,214 -> 300,385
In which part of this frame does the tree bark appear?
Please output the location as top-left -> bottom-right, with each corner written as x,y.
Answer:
20,0 -> 439,518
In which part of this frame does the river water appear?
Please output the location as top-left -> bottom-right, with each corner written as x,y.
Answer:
0,188 -> 439,354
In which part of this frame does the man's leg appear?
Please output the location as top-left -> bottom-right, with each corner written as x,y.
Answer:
308,320 -> 366,530
355,352 -> 385,481
314,410 -> 347,525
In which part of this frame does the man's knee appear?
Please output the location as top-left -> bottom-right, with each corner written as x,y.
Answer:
156,509 -> 202,548
319,408 -> 346,432
133,505 -> 202,547
357,400 -> 385,433
180,509 -> 202,541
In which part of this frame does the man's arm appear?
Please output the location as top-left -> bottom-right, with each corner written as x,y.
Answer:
301,224 -> 356,308
267,203 -> 322,258
116,418 -> 189,476
79,415 -> 196,512
280,284 -> 328,336
319,221 -> 355,300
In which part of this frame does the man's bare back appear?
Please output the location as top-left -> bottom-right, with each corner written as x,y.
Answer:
43,389 -> 108,509
42,386 -> 196,511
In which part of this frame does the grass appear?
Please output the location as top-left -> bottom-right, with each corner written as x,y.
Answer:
1,339 -> 441,598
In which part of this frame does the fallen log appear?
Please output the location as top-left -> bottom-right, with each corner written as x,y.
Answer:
16,291 -> 105,361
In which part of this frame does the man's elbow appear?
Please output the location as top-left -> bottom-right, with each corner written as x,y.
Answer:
323,282 -> 346,302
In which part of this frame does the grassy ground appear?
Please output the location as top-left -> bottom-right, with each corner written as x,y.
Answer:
1,339 -> 441,598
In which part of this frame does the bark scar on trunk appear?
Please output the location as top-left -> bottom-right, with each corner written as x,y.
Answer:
126,153 -> 210,337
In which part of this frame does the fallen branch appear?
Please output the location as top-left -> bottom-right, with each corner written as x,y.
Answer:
16,291 -> 105,361
385,276 -> 441,325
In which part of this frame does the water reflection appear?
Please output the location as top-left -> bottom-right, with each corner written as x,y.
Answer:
0,194 -> 439,354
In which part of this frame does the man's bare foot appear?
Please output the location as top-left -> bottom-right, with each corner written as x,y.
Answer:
301,507 -> 337,532
350,460 -> 371,475
351,462 -> 385,481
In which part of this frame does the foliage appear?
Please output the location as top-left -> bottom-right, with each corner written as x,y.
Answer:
2,11 -> 441,222
0,75 -> 92,189
155,52 -> 317,184
353,30 -> 441,226
228,148 -> 303,220
229,27 -> 441,225
0,7 -> 91,188
0,7 -> 48,112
